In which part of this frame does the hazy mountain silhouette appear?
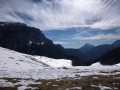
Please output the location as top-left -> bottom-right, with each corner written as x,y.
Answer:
81,40 -> 120,61
79,44 -> 94,54
86,44 -> 112,60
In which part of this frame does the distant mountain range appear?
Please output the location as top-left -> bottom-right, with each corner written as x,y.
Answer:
0,22 -> 120,66
85,44 -> 112,60
79,40 -> 120,61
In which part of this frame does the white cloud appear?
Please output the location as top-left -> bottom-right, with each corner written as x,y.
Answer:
0,0 -> 120,30
53,41 -> 68,45
73,33 -> 120,40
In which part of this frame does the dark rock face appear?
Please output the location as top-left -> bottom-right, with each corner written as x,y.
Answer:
97,47 -> 120,65
65,49 -> 86,66
0,22 -> 67,59
0,22 -> 85,65
0,22 -> 46,46
101,49 -> 120,65
68,55 -> 85,66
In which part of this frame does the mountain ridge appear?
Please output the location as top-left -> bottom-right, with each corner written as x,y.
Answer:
0,21 -> 85,65
80,40 -> 120,61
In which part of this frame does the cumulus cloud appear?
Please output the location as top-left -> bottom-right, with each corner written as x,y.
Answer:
0,0 -> 120,30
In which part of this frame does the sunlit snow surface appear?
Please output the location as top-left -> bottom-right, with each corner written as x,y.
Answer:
0,47 -> 120,80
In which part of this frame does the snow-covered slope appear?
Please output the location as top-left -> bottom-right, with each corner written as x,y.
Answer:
0,47 -> 72,70
0,47 -> 120,80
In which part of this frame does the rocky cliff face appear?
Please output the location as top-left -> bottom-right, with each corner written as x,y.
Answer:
0,22 -> 67,59
0,22 -> 52,46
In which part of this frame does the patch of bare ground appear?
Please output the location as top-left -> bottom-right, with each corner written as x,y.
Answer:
1,74 -> 120,90
0,87 -> 17,90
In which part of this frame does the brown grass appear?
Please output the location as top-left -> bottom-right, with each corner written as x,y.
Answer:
0,75 -> 120,90
30,75 -> 120,90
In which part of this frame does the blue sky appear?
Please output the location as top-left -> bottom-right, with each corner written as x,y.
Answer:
43,27 -> 120,48
0,0 -> 120,48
